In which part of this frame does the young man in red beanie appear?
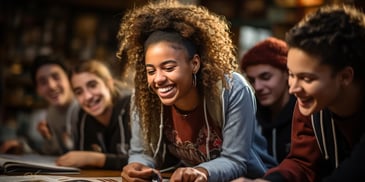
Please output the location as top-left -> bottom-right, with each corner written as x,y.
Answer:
240,37 -> 296,163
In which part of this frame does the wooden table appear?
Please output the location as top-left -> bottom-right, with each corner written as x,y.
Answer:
0,170 -> 122,181
66,169 -> 172,178
67,169 -> 121,177
0,170 -> 172,181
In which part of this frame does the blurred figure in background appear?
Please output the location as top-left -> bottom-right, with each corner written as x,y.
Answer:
0,55 -> 78,155
31,55 -> 79,155
0,109 -> 46,154
240,37 -> 295,163
56,60 -> 132,170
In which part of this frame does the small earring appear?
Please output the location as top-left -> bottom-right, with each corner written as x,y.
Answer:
192,73 -> 197,87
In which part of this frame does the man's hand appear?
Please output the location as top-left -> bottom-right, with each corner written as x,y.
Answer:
56,151 -> 106,168
0,139 -> 23,154
37,120 -> 52,140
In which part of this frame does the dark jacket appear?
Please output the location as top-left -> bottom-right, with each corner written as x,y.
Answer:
264,102 -> 365,182
75,94 -> 131,170
256,95 -> 296,163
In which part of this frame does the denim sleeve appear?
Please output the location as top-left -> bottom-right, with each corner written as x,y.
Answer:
127,93 -> 155,168
197,72 -> 259,181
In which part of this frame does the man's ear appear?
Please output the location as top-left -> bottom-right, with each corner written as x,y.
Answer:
339,66 -> 354,86
191,54 -> 201,73
36,85 -> 42,98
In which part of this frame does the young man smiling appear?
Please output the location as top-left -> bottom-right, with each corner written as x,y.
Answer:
236,4 -> 365,182
31,55 -> 79,155
240,37 -> 295,163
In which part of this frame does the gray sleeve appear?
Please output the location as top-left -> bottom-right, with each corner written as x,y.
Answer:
127,92 -> 156,168
69,100 -> 80,148
197,73 -> 261,181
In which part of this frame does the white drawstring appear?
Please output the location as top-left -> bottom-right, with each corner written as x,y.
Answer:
272,128 -> 277,161
320,111 -> 329,160
203,97 -> 211,160
79,109 -> 126,154
153,104 -> 164,159
153,98 -> 211,161
118,110 -> 127,154
331,118 -> 339,168
80,113 -> 87,151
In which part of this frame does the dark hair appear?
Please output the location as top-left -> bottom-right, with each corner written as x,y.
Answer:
144,30 -> 197,59
285,4 -> 365,81
30,55 -> 69,85
116,0 -> 237,154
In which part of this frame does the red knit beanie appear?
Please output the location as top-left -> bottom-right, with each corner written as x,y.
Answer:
240,37 -> 288,72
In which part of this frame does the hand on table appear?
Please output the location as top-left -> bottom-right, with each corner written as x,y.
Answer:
121,162 -> 162,182
169,167 -> 208,182
0,139 -> 23,154
56,151 -> 106,168
37,120 -> 52,140
230,177 -> 270,182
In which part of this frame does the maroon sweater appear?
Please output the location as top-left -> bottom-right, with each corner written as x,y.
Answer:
264,102 -> 365,182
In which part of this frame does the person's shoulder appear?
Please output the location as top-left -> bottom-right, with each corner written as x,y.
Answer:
30,108 -> 47,117
114,92 -> 132,112
70,98 -> 80,109
226,72 -> 252,90
118,92 -> 132,103
231,71 -> 245,80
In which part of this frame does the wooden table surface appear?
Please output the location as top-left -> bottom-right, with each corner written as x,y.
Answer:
66,169 -> 172,178
67,169 -> 121,177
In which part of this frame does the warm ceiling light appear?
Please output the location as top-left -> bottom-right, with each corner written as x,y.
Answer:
298,0 -> 323,6
275,0 -> 324,7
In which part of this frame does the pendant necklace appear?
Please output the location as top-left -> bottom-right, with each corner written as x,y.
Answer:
173,105 -> 193,118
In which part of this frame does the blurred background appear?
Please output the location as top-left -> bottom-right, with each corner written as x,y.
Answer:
1,0 -> 364,129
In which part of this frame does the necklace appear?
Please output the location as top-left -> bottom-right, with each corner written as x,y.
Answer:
173,105 -> 194,118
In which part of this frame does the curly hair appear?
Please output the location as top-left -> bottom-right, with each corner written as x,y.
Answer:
116,0 -> 237,153
286,4 -> 365,81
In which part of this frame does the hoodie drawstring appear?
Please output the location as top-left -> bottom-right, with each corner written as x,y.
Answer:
153,97 -> 211,161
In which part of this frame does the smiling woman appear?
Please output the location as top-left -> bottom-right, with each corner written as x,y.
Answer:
116,1 -> 277,182
55,59 -> 132,171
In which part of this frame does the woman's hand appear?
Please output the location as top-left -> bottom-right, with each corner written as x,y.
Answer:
170,167 -> 208,182
56,151 -> 105,168
230,177 -> 270,182
121,162 -> 162,182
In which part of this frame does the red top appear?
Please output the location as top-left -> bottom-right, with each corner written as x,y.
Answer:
163,103 -> 222,166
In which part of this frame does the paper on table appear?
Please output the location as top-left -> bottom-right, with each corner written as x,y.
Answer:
0,154 -> 80,175
0,175 -> 120,182
0,175 -> 170,182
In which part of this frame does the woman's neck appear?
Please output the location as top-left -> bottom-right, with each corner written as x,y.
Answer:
95,105 -> 113,126
173,88 -> 200,112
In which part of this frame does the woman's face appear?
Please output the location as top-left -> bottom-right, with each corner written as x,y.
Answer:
145,41 -> 199,108
245,64 -> 289,107
71,72 -> 113,118
287,48 -> 343,116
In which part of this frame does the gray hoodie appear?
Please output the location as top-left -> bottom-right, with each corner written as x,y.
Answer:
129,72 -> 277,181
